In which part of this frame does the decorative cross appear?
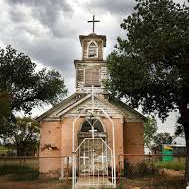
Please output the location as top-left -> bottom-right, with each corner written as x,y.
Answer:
89,126 -> 97,139
80,152 -> 89,165
98,153 -> 107,164
88,15 -> 100,33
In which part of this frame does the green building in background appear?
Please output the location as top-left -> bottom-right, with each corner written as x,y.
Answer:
162,145 -> 173,162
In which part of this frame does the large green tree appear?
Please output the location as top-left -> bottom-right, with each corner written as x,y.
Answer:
0,45 -> 67,137
106,0 -> 189,182
0,45 -> 67,114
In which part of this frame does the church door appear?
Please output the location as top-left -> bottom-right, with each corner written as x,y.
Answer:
76,119 -> 113,185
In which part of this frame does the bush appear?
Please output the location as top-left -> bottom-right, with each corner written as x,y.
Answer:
123,160 -> 159,178
0,164 -> 39,181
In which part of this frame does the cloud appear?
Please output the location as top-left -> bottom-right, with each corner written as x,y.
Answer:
86,0 -> 135,15
0,0 -> 184,134
0,0 -> 78,75
7,0 -> 73,38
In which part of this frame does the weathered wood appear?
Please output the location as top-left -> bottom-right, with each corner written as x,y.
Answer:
85,68 -> 100,86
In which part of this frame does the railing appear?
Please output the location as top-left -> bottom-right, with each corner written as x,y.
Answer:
0,154 -> 187,188
117,154 -> 186,189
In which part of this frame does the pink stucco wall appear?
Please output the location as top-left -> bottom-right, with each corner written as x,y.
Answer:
39,117 -> 144,175
39,121 -> 61,173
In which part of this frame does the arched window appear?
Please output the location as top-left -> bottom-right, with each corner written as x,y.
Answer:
81,119 -> 104,132
88,42 -> 98,58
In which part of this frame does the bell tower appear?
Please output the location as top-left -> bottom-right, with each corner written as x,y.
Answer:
74,16 -> 107,93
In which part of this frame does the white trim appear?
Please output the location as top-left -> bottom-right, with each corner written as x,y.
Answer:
78,117 -> 106,133
72,90 -> 116,188
56,94 -> 91,117
87,40 -> 98,58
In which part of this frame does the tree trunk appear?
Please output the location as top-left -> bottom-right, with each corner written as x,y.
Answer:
184,124 -> 189,183
180,58 -> 189,184
179,103 -> 189,184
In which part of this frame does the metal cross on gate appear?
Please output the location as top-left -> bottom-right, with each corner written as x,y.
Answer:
80,152 -> 89,166
89,126 -> 97,139
98,153 -> 107,163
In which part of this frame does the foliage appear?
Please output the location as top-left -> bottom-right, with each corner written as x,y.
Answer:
0,45 -> 67,142
144,116 -> 158,149
0,91 -> 11,124
0,45 -> 67,114
4,117 -> 40,156
156,159 -> 185,171
0,164 -> 39,181
124,160 -> 159,178
175,117 -> 185,137
0,145 -> 9,155
106,0 -> 189,181
0,91 -> 12,138
153,132 -> 173,146
144,117 -> 174,150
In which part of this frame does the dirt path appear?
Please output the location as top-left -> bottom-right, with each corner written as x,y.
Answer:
162,168 -> 184,177
0,176 -> 71,189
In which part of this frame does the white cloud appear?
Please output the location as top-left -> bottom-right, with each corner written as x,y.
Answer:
0,0 -> 187,136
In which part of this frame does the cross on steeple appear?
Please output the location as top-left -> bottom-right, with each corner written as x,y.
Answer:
88,15 -> 100,33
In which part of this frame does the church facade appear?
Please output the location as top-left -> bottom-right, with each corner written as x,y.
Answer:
37,25 -> 145,188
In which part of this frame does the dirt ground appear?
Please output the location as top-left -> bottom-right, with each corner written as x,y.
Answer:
0,169 -> 185,189
0,176 -> 71,189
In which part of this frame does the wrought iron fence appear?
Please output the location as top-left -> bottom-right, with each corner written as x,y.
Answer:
118,154 -> 186,189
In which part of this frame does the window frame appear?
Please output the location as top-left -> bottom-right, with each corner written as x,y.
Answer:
87,40 -> 98,58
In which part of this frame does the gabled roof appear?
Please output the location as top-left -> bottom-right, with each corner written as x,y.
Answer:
36,93 -> 146,121
36,93 -> 87,121
96,95 -> 147,121
108,97 -> 147,121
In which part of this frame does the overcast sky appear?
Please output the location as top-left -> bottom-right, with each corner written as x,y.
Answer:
0,0 -> 187,143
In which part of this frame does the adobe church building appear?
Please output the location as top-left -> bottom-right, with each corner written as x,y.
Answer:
37,16 -> 145,188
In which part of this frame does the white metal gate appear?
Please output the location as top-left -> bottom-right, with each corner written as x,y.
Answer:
73,138 -> 113,187
72,87 -> 116,188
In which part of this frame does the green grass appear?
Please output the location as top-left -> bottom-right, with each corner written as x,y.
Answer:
0,164 -> 39,181
156,159 -> 185,171
0,146 -> 9,154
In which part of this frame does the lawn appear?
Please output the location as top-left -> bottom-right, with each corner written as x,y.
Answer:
0,146 -> 9,155
156,158 -> 185,171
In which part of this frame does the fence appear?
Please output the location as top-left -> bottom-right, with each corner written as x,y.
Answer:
0,154 -> 187,188
0,156 -> 70,180
0,156 -> 39,168
118,154 -> 186,189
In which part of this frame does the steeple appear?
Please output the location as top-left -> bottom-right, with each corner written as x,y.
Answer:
74,16 -> 107,94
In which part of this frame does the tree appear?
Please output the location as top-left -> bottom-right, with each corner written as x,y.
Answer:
0,91 -> 11,123
106,0 -> 189,182
5,117 -> 40,156
153,132 -> 173,146
144,116 -> 157,150
0,45 -> 67,138
0,45 -> 67,114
